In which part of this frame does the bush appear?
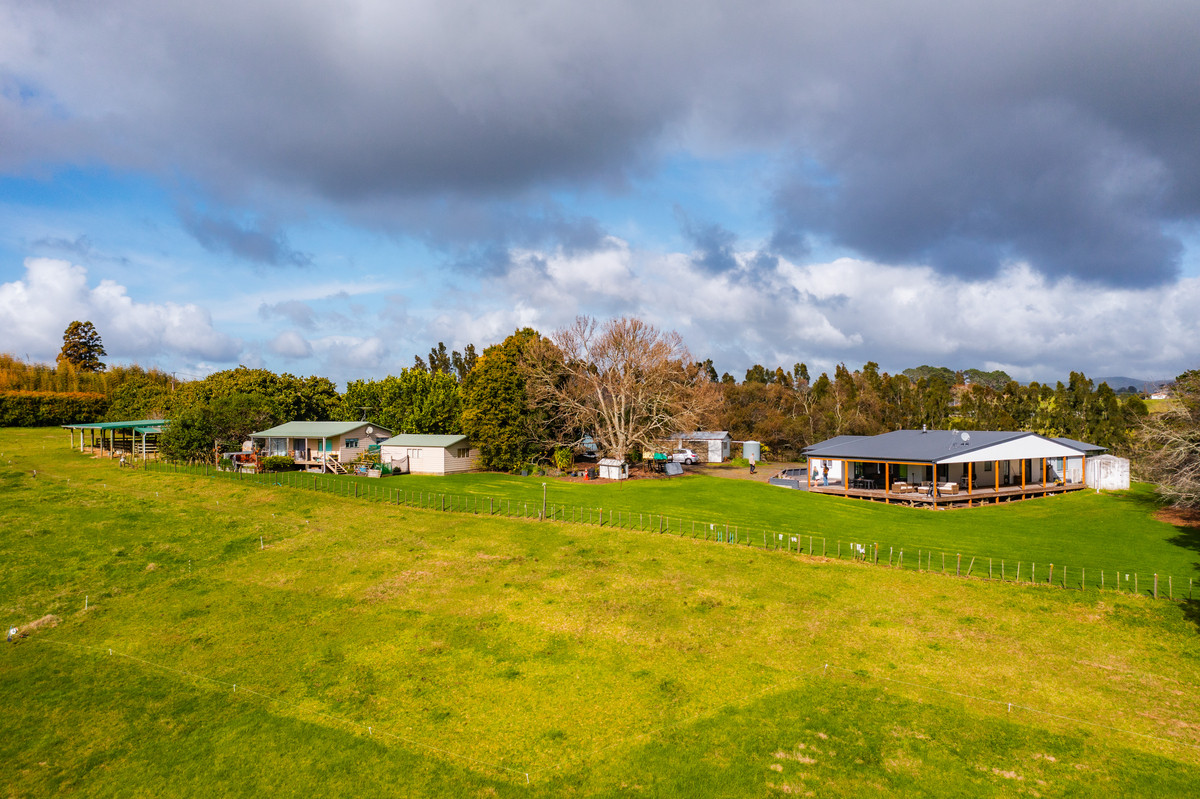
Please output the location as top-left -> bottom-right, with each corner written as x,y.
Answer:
0,390 -> 109,426
260,456 -> 296,473
553,447 -> 574,472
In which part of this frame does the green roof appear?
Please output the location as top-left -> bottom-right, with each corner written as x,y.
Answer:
380,433 -> 469,449
62,419 -> 169,430
249,421 -> 391,438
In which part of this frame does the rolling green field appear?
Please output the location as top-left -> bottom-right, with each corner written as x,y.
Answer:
146,449 -> 1197,591
2,428 -> 1200,796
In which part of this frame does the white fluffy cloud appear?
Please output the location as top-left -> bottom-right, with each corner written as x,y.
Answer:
456,244 -> 1200,381
0,258 -> 239,364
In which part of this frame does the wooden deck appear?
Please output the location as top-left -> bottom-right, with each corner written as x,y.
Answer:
808,481 -> 1085,507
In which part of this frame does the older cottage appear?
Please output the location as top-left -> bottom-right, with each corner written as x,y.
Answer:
249,421 -> 392,473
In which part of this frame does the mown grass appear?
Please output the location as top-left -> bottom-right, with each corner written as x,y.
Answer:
152,451 -> 1197,590
2,428 -> 1200,796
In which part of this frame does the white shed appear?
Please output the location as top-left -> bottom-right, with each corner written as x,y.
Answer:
1086,454 -> 1130,490
379,434 -> 478,475
597,458 -> 628,480
670,431 -> 732,463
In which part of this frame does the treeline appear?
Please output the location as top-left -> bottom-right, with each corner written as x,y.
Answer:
3,331 -> 1154,465
0,390 -> 109,426
723,362 -> 1146,458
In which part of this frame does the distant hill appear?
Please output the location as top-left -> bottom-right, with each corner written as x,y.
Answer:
1094,376 -> 1172,392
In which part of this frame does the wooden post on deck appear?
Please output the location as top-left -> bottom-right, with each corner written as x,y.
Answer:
842,460 -> 848,495
885,462 -> 890,496
1042,457 -> 1047,487
994,461 -> 998,493
967,462 -> 972,495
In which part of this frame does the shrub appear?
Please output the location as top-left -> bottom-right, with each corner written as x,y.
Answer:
553,447 -> 574,472
260,455 -> 296,473
0,390 -> 109,426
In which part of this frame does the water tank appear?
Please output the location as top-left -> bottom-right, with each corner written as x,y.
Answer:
743,440 -> 762,463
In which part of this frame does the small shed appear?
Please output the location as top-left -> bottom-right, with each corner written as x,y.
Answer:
597,458 -> 628,480
670,431 -> 732,463
1085,454 -> 1130,490
379,434 -> 478,475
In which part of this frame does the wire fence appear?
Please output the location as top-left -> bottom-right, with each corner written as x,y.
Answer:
142,461 -> 1196,603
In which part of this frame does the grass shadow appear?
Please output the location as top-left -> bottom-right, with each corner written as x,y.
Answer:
1181,600 -> 1200,635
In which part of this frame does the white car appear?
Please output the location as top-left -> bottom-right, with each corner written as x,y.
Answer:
669,448 -> 698,465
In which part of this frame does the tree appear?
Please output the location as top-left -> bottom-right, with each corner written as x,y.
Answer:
58,321 -> 107,373
338,369 -> 462,434
1137,370 -> 1200,508
461,328 -> 548,471
523,316 -> 719,462
159,392 -> 281,463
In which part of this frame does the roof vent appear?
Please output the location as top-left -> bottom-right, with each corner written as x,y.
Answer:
922,424 -> 927,434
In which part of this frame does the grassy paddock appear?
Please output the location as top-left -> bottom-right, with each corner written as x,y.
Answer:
3,428 -> 1200,795
147,451 -> 1196,594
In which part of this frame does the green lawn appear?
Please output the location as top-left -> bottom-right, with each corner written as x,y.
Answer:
2,428 -> 1199,796
150,451 -> 1197,592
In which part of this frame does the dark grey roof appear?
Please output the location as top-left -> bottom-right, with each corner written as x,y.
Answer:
1052,437 -> 1107,454
803,434 -> 869,455
804,429 -> 1034,463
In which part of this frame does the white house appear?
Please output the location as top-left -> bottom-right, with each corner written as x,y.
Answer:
670,431 -> 732,463
249,421 -> 392,473
379,434 -> 478,475
803,429 -> 1104,506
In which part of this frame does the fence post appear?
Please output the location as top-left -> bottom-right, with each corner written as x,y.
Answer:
1154,574 -> 1158,600
956,553 -> 960,577
1048,563 -> 1053,585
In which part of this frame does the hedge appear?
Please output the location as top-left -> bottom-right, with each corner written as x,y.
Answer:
0,391 -> 110,426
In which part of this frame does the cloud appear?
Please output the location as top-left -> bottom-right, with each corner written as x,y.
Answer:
0,257 -> 240,363
258,300 -> 318,330
267,330 -> 313,359
450,241 -> 1200,382
3,1 -> 1200,288
180,206 -> 312,267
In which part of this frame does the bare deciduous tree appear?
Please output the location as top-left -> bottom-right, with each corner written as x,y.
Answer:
524,316 -> 718,462
1136,370 -> 1200,508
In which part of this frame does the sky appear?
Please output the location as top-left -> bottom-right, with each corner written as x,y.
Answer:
2,0 -> 1198,387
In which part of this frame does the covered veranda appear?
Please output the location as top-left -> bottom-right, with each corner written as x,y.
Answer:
62,419 -> 169,463
804,429 -> 1097,508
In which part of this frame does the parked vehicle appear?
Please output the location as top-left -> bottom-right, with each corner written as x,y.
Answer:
669,448 -> 698,465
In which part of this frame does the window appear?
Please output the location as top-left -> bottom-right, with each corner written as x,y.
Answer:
456,448 -> 470,458
407,449 -> 422,460
983,462 -> 992,472
345,438 -> 359,448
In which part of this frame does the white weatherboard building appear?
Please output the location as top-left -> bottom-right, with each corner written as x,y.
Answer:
670,431 -> 732,463
379,434 -> 478,475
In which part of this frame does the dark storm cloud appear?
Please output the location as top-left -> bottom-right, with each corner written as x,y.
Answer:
180,207 -> 312,267
4,1 -> 1200,285
679,212 -> 739,275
